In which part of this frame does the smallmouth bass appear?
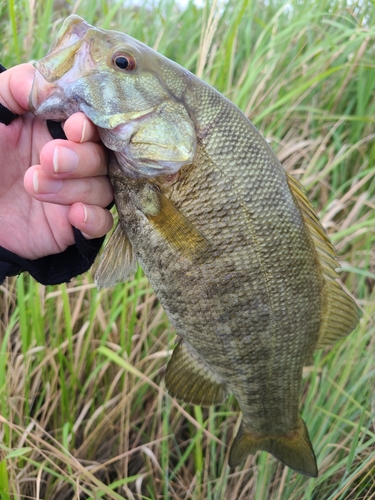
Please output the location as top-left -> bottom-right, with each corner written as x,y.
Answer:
30,15 -> 359,477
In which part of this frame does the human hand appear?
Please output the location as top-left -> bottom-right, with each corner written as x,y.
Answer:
0,63 -> 113,261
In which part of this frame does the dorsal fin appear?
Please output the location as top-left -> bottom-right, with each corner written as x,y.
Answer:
286,173 -> 359,348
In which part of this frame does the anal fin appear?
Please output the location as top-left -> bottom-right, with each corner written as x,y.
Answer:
166,340 -> 227,406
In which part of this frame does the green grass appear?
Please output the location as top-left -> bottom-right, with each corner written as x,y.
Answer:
1,0 -> 375,498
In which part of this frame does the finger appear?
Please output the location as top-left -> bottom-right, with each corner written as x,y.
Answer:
24,165 -> 114,207
63,113 -> 101,143
68,203 -> 114,239
39,139 -> 108,177
0,63 -> 35,113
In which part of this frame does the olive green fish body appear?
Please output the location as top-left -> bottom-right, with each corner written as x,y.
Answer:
30,16 -> 359,477
110,90 -> 322,432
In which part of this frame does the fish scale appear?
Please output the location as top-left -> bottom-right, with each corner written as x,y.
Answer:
30,15 -> 359,477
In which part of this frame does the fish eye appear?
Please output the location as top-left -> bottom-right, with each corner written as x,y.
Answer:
113,53 -> 136,71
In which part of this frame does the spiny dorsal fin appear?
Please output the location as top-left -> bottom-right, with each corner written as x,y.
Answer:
286,173 -> 359,348
166,340 -> 227,406
138,186 -> 211,261
95,223 -> 137,289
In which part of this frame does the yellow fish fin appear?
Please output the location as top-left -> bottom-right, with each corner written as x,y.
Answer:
286,173 -> 359,348
95,222 -> 137,289
229,417 -> 318,477
139,186 -> 211,261
166,340 -> 227,406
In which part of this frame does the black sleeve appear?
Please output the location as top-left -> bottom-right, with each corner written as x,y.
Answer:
0,63 -> 106,285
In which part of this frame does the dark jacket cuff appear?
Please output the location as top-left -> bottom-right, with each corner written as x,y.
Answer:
0,230 -> 105,285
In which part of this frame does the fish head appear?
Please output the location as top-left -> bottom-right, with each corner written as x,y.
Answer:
30,15 -> 196,177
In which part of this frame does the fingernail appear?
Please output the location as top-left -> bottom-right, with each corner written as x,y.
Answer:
53,146 -> 79,173
81,203 -> 94,223
80,118 -> 88,143
33,170 -> 62,194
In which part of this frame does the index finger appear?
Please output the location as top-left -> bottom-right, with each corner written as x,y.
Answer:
39,139 -> 108,178
63,113 -> 101,143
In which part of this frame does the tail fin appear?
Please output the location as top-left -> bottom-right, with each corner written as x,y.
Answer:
229,417 -> 318,477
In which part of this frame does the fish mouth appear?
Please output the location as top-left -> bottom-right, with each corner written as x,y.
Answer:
29,30 -> 94,120
29,70 -> 73,120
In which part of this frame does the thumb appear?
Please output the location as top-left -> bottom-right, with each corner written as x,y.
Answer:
0,63 -> 35,114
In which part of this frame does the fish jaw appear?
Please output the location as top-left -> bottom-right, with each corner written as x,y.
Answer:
29,69 -> 77,120
98,100 -> 197,178
29,31 -> 97,120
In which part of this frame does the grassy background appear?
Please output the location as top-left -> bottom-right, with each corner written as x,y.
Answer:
1,0 -> 374,498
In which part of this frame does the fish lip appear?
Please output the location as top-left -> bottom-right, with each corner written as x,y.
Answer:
29,70 -> 77,120
29,70 -> 56,115
64,15 -> 92,39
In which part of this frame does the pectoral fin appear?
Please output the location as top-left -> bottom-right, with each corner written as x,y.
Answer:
95,223 -> 137,289
166,340 -> 227,406
229,417 -> 318,477
137,186 -> 211,261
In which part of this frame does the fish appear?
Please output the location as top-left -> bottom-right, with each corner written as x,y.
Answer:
30,15 -> 359,477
